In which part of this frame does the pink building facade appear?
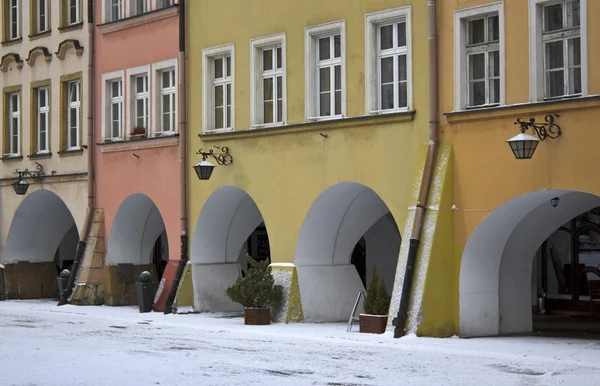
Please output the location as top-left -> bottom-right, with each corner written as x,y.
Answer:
91,0 -> 181,310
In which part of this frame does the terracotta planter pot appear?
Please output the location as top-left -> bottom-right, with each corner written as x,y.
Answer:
359,314 -> 388,334
130,134 -> 145,141
244,307 -> 270,325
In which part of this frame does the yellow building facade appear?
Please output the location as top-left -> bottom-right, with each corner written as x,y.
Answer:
429,0 -> 600,338
185,0 -> 439,325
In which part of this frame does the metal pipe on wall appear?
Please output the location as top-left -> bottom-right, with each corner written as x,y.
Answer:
392,0 -> 439,337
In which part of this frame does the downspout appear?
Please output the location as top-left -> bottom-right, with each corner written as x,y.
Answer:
164,0 -> 187,314
58,0 -> 95,305
392,0 -> 438,337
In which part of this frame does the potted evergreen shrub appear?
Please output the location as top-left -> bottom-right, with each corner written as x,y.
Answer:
130,126 -> 146,141
226,256 -> 283,325
55,269 -> 70,299
136,271 -> 154,313
359,267 -> 391,334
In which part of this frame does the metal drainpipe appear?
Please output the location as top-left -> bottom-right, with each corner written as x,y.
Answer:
58,0 -> 96,306
164,0 -> 187,314
392,0 -> 439,337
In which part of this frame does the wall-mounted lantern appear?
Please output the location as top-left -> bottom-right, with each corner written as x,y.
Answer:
194,146 -> 233,180
12,162 -> 46,195
507,114 -> 562,160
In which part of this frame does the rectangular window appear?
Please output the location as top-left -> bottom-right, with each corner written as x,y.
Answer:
37,0 -> 48,32
7,0 -> 20,40
260,46 -> 283,124
36,87 -> 50,153
134,74 -> 149,131
159,69 -> 176,133
212,55 -> 232,130
466,15 -> 500,107
202,45 -> 234,132
542,0 -> 581,98
111,0 -> 123,21
133,0 -> 147,15
305,21 -> 345,120
7,92 -> 20,156
109,79 -> 123,139
68,0 -> 80,25
67,80 -> 80,149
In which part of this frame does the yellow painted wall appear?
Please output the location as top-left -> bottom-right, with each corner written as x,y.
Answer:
187,1 -> 433,263
427,0 -> 600,335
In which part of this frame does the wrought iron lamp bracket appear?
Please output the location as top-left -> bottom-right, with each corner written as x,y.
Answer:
14,162 -> 46,181
514,113 -> 562,141
196,146 -> 233,166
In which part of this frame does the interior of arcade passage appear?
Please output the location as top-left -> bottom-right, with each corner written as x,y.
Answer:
2,190 -> 79,299
460,190 -> 600,339
190,182 -> 401,322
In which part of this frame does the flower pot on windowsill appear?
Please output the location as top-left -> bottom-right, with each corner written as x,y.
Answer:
244,307 -> 271,325
129,134 -> 146,141
359,314 -> 388,334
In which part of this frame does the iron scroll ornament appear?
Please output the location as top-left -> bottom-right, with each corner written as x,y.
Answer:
14,162 -> 46,181
514,114 -> 562,141
196,146 -> 233,166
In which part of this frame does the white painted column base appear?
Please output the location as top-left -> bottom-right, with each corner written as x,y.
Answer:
192,263 -> 243,312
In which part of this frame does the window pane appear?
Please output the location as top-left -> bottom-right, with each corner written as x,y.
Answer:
277,76 -> 282,101
215,107 -> 223,128
70,124 -> 77,147
276,47 -> 282,69
334,65 -> 341,91
11,94 -> 18,112
39,89 -> 47,106
381,84 -> 394,110
162,71 -> 171,88
264,101 -> 273,124
469,54 -> 485,80
226,83 -> 231,105
488,16 -> 499,42
335,91 -> 341,115
469,81 -> 485,106
571,67 -> 581,94
277,76 -> 283,122
489,51 -> 500,77
568,0 -> 580,28
468,19 -> 485,45
381,57 -> 394,84
319,68 -> 330,92
546,70 -> 564,97
544,4 -> 563,32
569,37 -> 581,66
162,102 -> 171,131
320,92 -> 331,116
215,58 -> 223,79
545,41 -> 564,70
319,37 -> 330,61
398,82 -> 408,108
334,35 -> 341,58
111,81 -> 120,98
380,25 -> 393,50
489,79 -> 500,104
226,56 -> 231,77
214,85 -> 223,107
398,55 -> 407,81
397,22 -> 406,47
263,77 -> 273,101
226,84 -> 231,127
263,49 -> 273,71
277,99 -> 282,123
137,76 -> 146,93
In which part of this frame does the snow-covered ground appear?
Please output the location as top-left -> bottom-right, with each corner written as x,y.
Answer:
1,301 -> 600,385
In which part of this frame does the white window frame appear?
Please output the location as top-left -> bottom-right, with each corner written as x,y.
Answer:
37,86 -> 50,154
365,6 -> 413,115
101,70 -> 125,141
67,0 -> 81,25
454,2 -> 505,111
67,80 -> 81,150
130,0 -> 149,17
126,64 -> 151,137
37,0 -> 49,33
529,0 -> 588,101
250,33 -> 286,128
103,0 -> 124,22
7,92 -> 20,156
305,20 -> 346,121
202,44 -> 235,133
151,58 -> 178,136
8,0 -> 20,40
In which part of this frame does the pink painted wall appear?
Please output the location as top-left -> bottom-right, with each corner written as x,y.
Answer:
94,7 -> 181,264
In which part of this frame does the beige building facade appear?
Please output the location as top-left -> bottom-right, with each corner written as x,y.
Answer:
0,0 -> 90,298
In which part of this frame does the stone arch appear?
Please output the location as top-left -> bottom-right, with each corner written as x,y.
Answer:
26,46 -> 52,66
459,190 -> 600,337
55,39 -> 84,60
0,53 -> 23,72
190,186 -> 266,312
294,182 -> 401,322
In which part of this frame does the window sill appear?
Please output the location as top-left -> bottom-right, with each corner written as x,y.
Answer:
1,38 -> 23,46
201,110 -> 416,141
28,30 -> 51,40
98,133 -> 179,153
28,152 -> 52,160
202,127 -> 234,135
250,123 -> 285,130
444,95 -> 600,123
367,108 -> 412,116
58,22 -> 84,33
1,155 -> 23,161
58,149 -> 84,157
98,5 -> 178,34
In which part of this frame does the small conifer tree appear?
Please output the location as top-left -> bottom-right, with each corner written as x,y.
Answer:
373,279 -> 391,316
364,267 -> 379,315
226,255 -> 283,310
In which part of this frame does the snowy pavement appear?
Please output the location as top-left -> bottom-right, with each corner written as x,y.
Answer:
1,301 -> 600,385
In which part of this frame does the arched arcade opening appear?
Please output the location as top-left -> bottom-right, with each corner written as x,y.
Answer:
3,189 -> 79,299
294,182 -> 401,322
105,193 -> 169,306
459,190 -> 600,338
191,186 -> 271,312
